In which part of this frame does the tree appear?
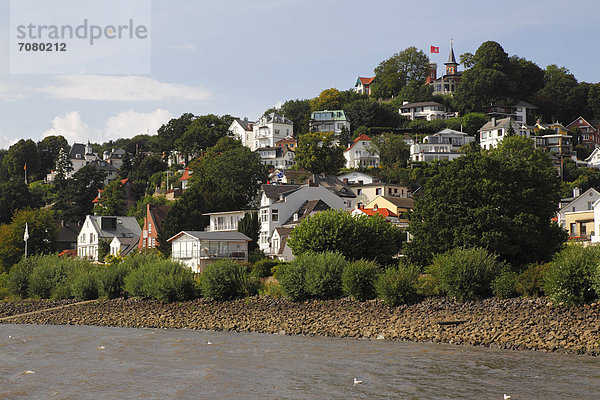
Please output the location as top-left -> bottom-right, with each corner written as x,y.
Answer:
310,88 -> 342,111
294,132 -> 345,175
2,139 -> 40,181
507,56 -> 545,103
280,99 -> 312,136
0,179 -> 37,224
238,212 -> 259,252
588,83 -> 600,120
175,114 -> 233,160
156,113 -> 196,153
368,132 -> 410,169
532,65 -> 588,123
344,99 -> 401,130
0,208 -> 58,272
37,135 -> 69,176
287,209 -> 404,266
459,52 -> 475,69
54,164 -> 107,223
93,179 -> 127,216
406,136 -> 567,268
371,47 -> 429,99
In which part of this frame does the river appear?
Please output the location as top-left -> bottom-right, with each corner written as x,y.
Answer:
0,324 -> 598,399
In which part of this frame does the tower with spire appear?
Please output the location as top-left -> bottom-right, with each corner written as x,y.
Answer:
429,40 -> 463,96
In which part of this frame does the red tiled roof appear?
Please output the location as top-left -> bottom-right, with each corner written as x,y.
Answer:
346,134 -> 372,151
356,207 -> 397,218
58,249 -> 77,258
359,77 -> 375,85
180,167 -> 191,181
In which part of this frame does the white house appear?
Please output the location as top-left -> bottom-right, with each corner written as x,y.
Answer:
110,236 -> 139,257
257,146 -> 295,170
228,118 -> 255,149
350,182 -> 410,209
102,148 -> 127,169
479,117 -> 533,150
337,171 -> 377,185
258,176 -> 355,255
344,134 -> 380,169
77,215 -> 142,261
585,147 -> 600,168
309,110 -> 351,136
206,210 -> 256,232
399,101 -> 453,121
557,187 -> 600,230
252,113 -> 293,151
410,128 -> 475,162
168,231 -> 251,273
354,76 -> 374,95
46,142 -> 101,182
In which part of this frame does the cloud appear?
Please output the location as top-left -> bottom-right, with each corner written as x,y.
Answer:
171,43 -> 198,51
0,131 -> 19,150
0,81 -> 29,101
43,109 -> 174,144
39,75 -> 211,102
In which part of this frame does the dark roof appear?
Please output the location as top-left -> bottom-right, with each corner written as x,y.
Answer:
56,221 -> 81,244
378,196 -> 415,209
305,174 -> 356,198
87,160 -> 118,172
235,118 -> 255,131
274,227 -> 293,255
282,199 -> 331,226
69,143 -> 86,159
400,101 -> 445,109
262,184 -> 302,200
446,44 -> 457,64
514,100 -> 537,108
168,231 -> 251,242
149,205 -> 171,233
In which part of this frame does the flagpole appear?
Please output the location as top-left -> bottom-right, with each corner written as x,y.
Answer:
24,163 -> 27,185
24,222 -> 29,258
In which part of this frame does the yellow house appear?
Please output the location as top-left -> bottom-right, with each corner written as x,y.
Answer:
563,210 -> 594,240
534,122 -> 568,136
365,195 -> 414,226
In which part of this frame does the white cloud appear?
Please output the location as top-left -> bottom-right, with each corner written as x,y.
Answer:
103,109 -> 174,141
39,75 -> 211,102
43,109 -> 174,144
0,131 -> 19,150
0,81 -> 28,101
171,43 -> 198,51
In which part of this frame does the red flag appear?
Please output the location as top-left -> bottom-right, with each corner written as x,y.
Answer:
430,46 -> 439,53
24,163 -> 26,171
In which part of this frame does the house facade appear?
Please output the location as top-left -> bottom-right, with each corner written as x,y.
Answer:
138,204 -> 171,251
479,117 -> 533,149
344,134 -> 380,169
365,195 -> 414,228
257,146 -> 296,170
228,118 -> 255,149
168,231 -> 251,272
355,76 -> 374,95
350,182 -> 410,209
566,117 -> 600,149
484,101 -> 538,126
77,215 -> 142,261
428,44 -> 463,96
206,210 -> 256,232
410,128 -> 475,162
252,113 -> 293,151
557,188 -> 600,242
337,171 -> 378,185
399,101 -> 452,121
309,110 -> 351,136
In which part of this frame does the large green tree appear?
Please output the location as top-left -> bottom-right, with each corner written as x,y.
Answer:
406,136 -> 567,268
310,88 -> 343,111
287,209 -> 404,266
294,132 -> 345,175
156,113 -> 196,153
54,165 -> 107,223
371,46 -> 430,99
532,65 -> 588,123
280,99 -> 312,136
344,99 -> 401,130
3,139 -> 40,182
175,114 -> 234,159
37,135 -> 69,177
0,179 -> 38,224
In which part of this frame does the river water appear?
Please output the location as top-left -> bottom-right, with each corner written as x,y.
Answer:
0,324 -> 598,399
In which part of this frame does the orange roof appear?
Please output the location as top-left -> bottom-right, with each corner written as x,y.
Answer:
120,178 -> 129,185
356,207 -> 397,218
359,77 -> 375,85
180,168 -> 191,181
346,134 -> 372,151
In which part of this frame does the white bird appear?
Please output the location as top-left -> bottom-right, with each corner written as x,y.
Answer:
353,378 -> 362,385
207,341 -> 212,345
504,394 -> 511,400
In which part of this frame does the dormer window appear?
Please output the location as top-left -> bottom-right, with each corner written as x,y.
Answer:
293,213 -> 298,221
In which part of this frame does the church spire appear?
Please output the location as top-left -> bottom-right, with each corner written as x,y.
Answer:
445,39 -> 458,75
447,42 -> 457,64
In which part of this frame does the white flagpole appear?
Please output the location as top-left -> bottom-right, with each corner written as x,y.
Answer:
24,222 -> 29,258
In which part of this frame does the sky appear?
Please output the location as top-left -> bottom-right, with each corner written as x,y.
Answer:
0,0 -> 599,150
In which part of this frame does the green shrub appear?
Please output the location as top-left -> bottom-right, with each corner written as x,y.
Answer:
429,247 -> 503,302
303,252 -> 347,300
248,249 -> 266,264
516,263 -> 548,297
278,259 -> 309,302
124,259 -> 195,302
544,245 -> 600,305
200,260 -> 252,301
71,271 -> 100,300
28,256 -> 80,299
8,257 -> 36,298
259,281 -> 283,298
342,259 -> 380,301
375,264 -> 419,306
492,270 -> 518,299
98,264 -> 130,299
0,273 -> 11,299
416,273 -> 441,297
251,259 -> 279,279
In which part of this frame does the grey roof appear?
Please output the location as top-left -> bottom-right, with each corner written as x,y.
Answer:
69,143 -> 86,159
262,184 -> 302,200
235,118 -> 255,131
169,231 -> 251,242
479,117 -> 514,131
434,128 -> 469,136
282,199 -> 331,226
446,44 -> 457,64
274,227 -> 293,255
88,160 -> 118,172
305,174 -> 356,198
263,112 -> 293,125
400,101 -> 445,109
514,100 -> 537,108
87,216 -> 142,240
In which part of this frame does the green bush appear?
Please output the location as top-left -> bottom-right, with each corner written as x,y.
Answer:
278,259 -> 309,302
248,249 -> 266,264
303,252 -> 347,300
259,281 -> 283,298
27,256 -> 80,299
429,247 -> 503,302
124,258 -> 196,302
8,257 -> 36,298
251,259 -> 279,279
516,263 -> 548,297
71,270 -> 100,300
375,264 -> 419,306
98,264 -> 130,299
544,245 -> 600,305
200,260 -> 255,301
492,270 -> 518,299
342,259 -> 380,301
0,273 -> 11,299
416,273 -> 441,297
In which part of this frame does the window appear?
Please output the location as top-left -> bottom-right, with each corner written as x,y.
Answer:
570,223 -> 577,236
376,188 -> 382,195
261,209 -> 268,223
148,223 -> 152,234
272,209 -> 279,222
581,223 -> 587,235
357,189 -> 362,195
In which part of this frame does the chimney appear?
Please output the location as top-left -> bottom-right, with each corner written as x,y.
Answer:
343,178 -> 349,184
492,117 -> 496,126
573,187 -> 581,197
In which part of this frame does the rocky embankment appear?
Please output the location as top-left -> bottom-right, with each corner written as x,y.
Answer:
1,297 -> 599,355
